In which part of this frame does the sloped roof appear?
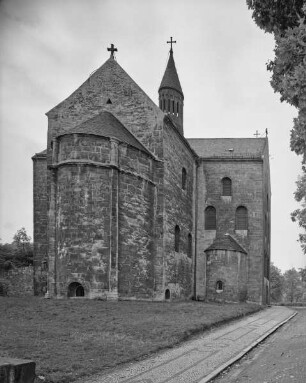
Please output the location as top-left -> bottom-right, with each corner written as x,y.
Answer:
57,111 -> 152,155
187,138 -> 266,159
159,51 -> 184,97
205,234 -> 247,254
47,57 -> 162,117
32,149 -> 47,159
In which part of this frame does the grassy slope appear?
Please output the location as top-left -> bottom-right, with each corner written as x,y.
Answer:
0,298 -> 261,383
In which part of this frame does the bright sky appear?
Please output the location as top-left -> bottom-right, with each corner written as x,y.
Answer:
0,0 -> 304,272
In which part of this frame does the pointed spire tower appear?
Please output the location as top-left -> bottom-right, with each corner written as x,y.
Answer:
159,37 -> 184,135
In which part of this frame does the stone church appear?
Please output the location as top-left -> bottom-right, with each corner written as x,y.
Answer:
32,42 -> 271,304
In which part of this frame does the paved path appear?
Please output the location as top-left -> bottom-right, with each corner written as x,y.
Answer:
212,307 -> 306,383
81,306 -> 295,383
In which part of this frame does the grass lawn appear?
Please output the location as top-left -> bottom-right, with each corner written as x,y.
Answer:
0,297 -> 261,383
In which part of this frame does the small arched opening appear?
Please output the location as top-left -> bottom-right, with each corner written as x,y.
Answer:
68,282 -> 85,298
165,289 -> 171,300
216,280 -> 223,292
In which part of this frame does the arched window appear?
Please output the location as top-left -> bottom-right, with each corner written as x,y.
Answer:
177,102 -> 179,114
159,99 -> 162,109
235,206 -> 248,230
216,280 -> 223,291
188,233 -> 192,258
222,177 -> 232,196
168,99 -> 170,112
182,168 -> 187,190
163,99 -> 166,111
175,225 -> 180,252
205,206 -> 216,230
172,100 -> 175,113
165,289 -> 170,299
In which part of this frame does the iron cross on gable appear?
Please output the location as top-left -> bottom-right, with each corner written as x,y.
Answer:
167,36 -> 176,53
107,43 -> 117,58
254,130 -> 260,138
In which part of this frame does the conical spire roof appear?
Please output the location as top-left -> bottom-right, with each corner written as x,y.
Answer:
159,51 -> 184,98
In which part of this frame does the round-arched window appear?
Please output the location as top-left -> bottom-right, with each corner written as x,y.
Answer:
216,280 -> 223,292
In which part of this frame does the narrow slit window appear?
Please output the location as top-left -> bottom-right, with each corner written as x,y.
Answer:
182,167 -> 187,190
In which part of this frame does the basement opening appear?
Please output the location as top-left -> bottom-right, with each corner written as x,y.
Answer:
68,282 -> 85,297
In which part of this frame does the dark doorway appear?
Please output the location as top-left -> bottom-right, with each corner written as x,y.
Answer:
68,282 -> 85,297
165,289 -> 170,300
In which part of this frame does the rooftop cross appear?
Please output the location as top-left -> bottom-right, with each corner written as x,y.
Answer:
107,43 -> 117,58
254,130 -> 260,138
167,36 -> 176,53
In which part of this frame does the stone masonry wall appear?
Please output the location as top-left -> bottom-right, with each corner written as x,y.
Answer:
118,144 -> 156,299
206,250 -> 247,302
44,59 -> 165,298
47,131 -> 157,299
32,153 -> 48,295
197,159 -> 264,303
162,121 -> 195,299
55,164 -> 111,297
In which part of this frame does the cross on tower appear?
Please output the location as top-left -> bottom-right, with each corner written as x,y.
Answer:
167,36 -> 176,53
254,130 -> 260,138
107,43 -> 117,58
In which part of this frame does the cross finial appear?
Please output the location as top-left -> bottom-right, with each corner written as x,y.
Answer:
107,43 -> 117,58
167,36 -> 176,53
254,130 -> 260,138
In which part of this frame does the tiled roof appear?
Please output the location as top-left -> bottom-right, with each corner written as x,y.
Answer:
205,234 -> 247,254
187,138 -> 266,158
159,52 -> 184,97
57,111 -> 151,155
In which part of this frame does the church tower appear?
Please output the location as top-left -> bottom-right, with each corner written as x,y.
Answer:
159,37 -> 184,135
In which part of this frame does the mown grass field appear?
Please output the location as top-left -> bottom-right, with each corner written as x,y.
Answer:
0,297 -> 261,383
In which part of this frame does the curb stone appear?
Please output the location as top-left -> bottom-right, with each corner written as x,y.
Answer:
199,311 -> 297,383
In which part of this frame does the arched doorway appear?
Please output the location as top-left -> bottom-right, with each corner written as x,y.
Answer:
165,289 -> 170,300
68,282 -> 85,297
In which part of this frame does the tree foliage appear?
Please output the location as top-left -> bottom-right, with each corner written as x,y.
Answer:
0,228 -> 33,270
247,1 -> 306,252
247,0 -> 304,35
270,262 -> 284,302
283,267 -> 303,302
292,173 -> 306,253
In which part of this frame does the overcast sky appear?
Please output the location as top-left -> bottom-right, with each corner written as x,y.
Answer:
0,0 -> 304,272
